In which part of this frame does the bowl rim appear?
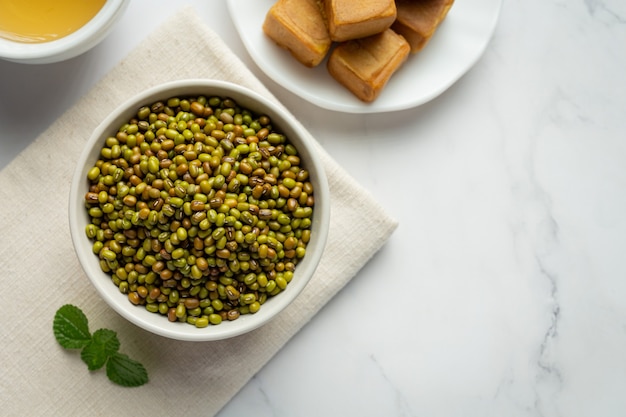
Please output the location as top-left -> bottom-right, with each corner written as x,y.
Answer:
69,79 -> 330,341
0,0 -> 129,62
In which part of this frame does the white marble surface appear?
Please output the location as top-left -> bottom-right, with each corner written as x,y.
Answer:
1,1 -> 626,416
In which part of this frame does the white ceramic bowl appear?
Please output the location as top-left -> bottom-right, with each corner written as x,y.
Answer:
0,0 -> 129,64
69,79 -> 330,341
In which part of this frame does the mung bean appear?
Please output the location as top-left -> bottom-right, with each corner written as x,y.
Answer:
84,94 -> 316,327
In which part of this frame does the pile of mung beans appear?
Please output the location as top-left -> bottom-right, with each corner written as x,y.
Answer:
84,95 -> 315,328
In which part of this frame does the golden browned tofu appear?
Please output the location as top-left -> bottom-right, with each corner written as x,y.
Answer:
392,0 -> 454,53
263,0 -> 332,67
327,28 -> 410,102
325,0 -> 397,42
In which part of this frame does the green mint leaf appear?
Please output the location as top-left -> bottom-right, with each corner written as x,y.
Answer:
53,304 -> 91,349
53,304 -> 149,387
106,352 -> 149,387
80,329 -> 120,371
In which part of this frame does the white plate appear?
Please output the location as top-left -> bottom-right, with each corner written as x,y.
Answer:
227,0 -> 502,113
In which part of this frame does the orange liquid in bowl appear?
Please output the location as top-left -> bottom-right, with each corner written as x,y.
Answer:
0,0 -> 106,43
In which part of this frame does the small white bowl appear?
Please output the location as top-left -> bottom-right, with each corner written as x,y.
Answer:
0,0 -> 129,64
69,79 -> 330,341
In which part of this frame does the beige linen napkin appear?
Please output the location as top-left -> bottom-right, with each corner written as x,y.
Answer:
0,7 -> 397,416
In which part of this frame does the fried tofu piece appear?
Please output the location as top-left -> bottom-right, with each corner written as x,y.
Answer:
327,28 -> 410,102
325,0 -> 397,42
392,0 -> 455,53
263,0 -> 332,67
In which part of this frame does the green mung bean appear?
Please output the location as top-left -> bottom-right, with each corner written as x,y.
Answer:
84,94 -> 316,327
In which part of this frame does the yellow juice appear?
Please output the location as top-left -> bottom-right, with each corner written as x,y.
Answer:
0,0 -> 106,43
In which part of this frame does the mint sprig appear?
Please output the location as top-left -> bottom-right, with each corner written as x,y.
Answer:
53,304 -> 148,387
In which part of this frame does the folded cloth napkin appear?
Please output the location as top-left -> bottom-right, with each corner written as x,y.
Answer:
0,7 -> 397,416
